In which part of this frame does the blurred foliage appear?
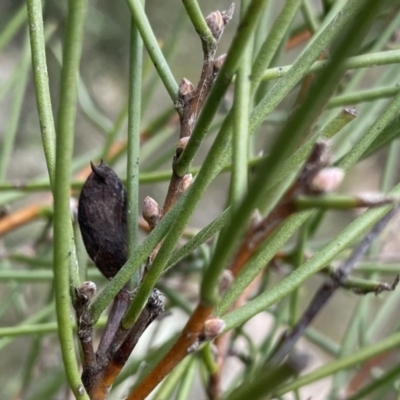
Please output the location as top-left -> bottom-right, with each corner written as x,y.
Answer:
1,0 -> 400,399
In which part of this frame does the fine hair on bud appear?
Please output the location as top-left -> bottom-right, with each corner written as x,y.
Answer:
310,167 -> 345,193
78,281 -> 97,300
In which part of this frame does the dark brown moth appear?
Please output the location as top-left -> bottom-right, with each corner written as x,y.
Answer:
78,161 -> 127,279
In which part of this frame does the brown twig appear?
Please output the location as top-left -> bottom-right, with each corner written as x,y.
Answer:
345,352 -> 390,396
285,28 -> 312,50
209,272 -> 263,399
96,285 -> 132,355
322,266 -> 400,295
128,141 -> 335,399
162,5 -> 234,215
268,205 -> 400,366
207,142 -> 351,398
293,52 -> 327,107
0,203 -> 51,237
0,111 -> 178,238
74,282 -> 98,375
230,141 -> 332,276
349,274 -> 399,295
126,302 -> 213,400
84,290 -> 165,400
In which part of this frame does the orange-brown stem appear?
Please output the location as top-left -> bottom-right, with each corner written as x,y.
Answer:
127,303 -> 213,400
286,29 -> 311,50
0,203 -> 50,236
209,273 -> 264,399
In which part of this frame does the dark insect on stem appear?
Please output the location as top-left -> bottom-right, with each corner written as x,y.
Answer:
78,161 -> 127,279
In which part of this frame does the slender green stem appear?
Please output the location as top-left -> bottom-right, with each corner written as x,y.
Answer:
175,0 -> 269,176
48,40 -> 114,136
300,0 -> 319,32
0,35 -> 30,180
127,17 -> 143,286
77,77 -> 113,133
220,86 -> 399,313
294,195 -> 395,210
165,208 -> 231,272
0,286 -> 21,320
338,90 -> 400,170
261,49 -> 400,82
0,317 -> 107,338
333,65 -> 399,160
90,191 -> 188,323
0,4 -> 26,53
289,221 -> 309,326
216,212 -> 311,316
347,362 -> 400,400
249,0 -> 387,136
182,0 -> 216,48
337,8 -> 400,95
327,85 -> 400,109
22,335 -> 42,390
203,0 -> 381,307
141,10 -> 187,113
176,357 -> 197,400
152,356 -> 192,400
0,156 -> 266,192
0,269 -> 102,282
361,117 -> 400,160
355,262 -> 400,274
275,331 -> 400,396
222,184 -> 400,331
0,64 -> 18,102
250,0 -> 302,95
225,355 -> 306,400
125,0 -> 179,104
101,104 -> 128,161
229,0 -> 252,207
0,322 -> 58,337
121,114 -> 236,327
157,283 -> 192,314
27,0 -> 57,187
202,343 -> 218,374
52,0 -> 88,397
381,139 -> 400,194
320,107 -> 357,138
252,1 -> 272,57
0,303 -> 53,348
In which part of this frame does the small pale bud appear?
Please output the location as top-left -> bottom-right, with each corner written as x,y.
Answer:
78,281 -> 97,300
213,54 -> 226,75
148,288 -> 166,309
205,5 -> 234,41
178,174 -> 193,195
219,269 -> 233,293
178,78 -> 195,99
310,167 -> 345,193
143,196 -> 161,229
204,318 -> 225,340
206,11 -> 224,40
